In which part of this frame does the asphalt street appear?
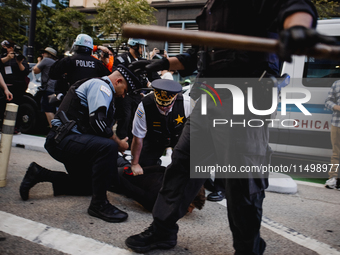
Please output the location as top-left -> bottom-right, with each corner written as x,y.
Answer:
0,143 -> 340,254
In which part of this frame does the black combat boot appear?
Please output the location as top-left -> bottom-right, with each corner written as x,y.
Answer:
88,198 -> 128,223
125,223 -> 177,253
207,191 -> 225,202
19,162 -> 67,200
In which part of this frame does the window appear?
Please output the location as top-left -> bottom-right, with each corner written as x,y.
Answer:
302,36 -> 340,87
165,21 -> 198,56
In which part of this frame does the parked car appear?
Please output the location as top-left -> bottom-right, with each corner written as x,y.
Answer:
269,19 -> 340,162
16,63 -> 49,134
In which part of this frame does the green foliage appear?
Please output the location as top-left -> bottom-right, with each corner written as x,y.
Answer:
0,0 -> 93,61
52,0 -> 69,10
94,0 -> 157,51
35,3 -> 93,59
34,4 -> 57,54
312,0 -> 340,18
0,0 -> 30,46
49,7 -> 94,53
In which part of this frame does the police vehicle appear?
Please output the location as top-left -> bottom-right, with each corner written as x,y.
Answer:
269,19 -> 340,163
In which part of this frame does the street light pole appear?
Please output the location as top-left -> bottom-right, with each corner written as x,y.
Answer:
27,0 -> 38,63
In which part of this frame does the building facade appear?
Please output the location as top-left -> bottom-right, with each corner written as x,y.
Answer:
68,0 -> 205,56
148,0 -> 205,56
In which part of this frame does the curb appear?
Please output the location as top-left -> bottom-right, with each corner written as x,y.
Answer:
267,172 -> 297,194
0,133 -> 47,153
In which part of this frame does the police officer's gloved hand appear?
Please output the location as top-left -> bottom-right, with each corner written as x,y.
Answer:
129,57 -> 170,72
278,26 -> 337,62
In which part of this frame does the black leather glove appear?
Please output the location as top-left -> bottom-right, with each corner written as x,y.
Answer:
278,26 -> 337,62
128,57 -> 170,72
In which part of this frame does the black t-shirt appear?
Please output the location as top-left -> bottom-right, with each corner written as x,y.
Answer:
0,53 -> 29,86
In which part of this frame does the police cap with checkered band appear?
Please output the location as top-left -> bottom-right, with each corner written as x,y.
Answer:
116,64 -> 144,93
152,79 -> 182,107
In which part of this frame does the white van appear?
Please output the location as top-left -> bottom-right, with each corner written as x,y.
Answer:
269,19 -> 340,162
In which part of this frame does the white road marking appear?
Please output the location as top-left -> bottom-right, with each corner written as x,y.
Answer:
0,210 -> 137,255
2,189 -> 339,255
262,216 -> 340,255
216,198 -> 340,255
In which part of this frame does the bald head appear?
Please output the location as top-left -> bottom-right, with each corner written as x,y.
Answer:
109,70 -> 128,98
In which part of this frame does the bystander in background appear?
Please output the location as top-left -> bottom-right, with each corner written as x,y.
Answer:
33,47 -> 58,128
0,40 -> 29,134
0,72 -> 13,131
0,72 -> 13,102
325,80 -> 340,189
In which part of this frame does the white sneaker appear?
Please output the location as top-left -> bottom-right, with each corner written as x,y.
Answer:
325,177 -> 337,189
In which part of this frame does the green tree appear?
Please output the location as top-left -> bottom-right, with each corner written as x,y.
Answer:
94,0 -> 157,52
34,4 -> 58,56
0,0 -> 93,61
34,1 -> 93,60
49,7 -> 93,53
312,0 -> 339,18
0,0 -> 30,47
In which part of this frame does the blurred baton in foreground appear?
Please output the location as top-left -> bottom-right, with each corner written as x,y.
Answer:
122,24 -> 340,60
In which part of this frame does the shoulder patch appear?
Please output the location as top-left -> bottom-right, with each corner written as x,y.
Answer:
117,56 -> 125,63
136,108 -> 144,118
100,85 -> 111,97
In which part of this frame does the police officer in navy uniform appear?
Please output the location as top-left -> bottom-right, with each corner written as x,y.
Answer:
49,34 -> 111,87
114,38 -> 160,146
19,65 -> 143,223
125,0 -> 336,254
130,79 -> 194,175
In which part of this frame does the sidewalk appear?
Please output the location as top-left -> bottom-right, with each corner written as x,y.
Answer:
1,133 -> 299,194
4,133 -> 47,153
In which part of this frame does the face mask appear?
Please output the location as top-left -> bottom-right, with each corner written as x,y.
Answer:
157,104 -> 172,115
158,108 -> 167,115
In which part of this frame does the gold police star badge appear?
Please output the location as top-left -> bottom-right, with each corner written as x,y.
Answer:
175,114 -> 184,124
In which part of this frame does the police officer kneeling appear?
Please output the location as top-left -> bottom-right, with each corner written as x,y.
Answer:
130,79 -> 193,176
19,65 -> 142,223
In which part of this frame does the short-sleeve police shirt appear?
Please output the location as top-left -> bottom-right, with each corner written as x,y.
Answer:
51,76 -> 115,133
75,76 -> 115,115
132,94 -> 195,139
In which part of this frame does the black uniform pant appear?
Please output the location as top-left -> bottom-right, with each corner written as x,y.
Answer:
115,166 -> 166,212
152,117 -> 267,255
45,130 -> 118,201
